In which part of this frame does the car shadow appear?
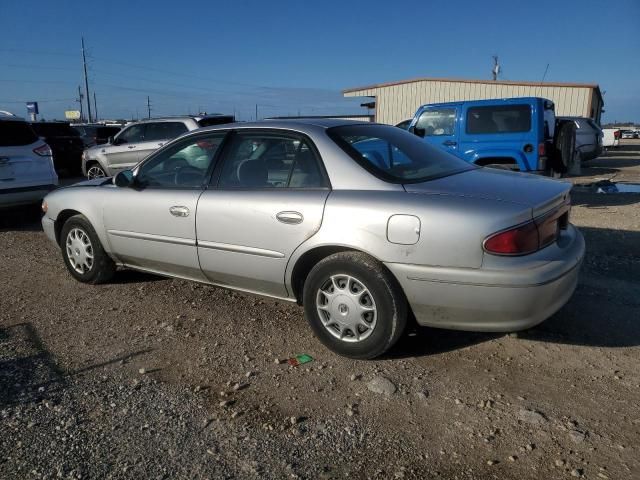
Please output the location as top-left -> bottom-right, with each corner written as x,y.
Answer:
111,269 -> 165,284
0,323 -> 152,408
571,189 -> 640,208
385,225 -> 640,358
0,204 -> 43,232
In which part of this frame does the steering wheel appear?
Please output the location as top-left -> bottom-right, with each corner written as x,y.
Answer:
174,165 -> 203,186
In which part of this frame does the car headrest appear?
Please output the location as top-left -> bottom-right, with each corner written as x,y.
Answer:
237,159 -> 268,187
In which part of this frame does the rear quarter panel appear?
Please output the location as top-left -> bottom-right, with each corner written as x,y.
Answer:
286,189 -> 532,286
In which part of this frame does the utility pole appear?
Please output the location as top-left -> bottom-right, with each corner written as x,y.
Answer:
81,37 -> 92,122
491,55 -> 500,81
77,85 -> 84,122
93,92 -> 98,121
255,104 -> 258,121
147,96 -> 152,119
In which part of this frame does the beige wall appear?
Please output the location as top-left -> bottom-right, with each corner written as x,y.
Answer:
344,80 -> 599,125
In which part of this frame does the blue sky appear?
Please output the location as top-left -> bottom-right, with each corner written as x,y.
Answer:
1,0 -> 638,123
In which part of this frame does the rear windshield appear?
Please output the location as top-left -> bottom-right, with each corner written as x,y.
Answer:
0,120 -> 38,146
466,105 -> 532,134
327,124 -> 474,184
32,123 -> 79,137
198,115 -> 235,127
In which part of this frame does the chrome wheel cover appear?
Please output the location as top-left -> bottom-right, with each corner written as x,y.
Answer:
87,165 -> 105,179
65,228 -> 94,274
316,274 -> 377,343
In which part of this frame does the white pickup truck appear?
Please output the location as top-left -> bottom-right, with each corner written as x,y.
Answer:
602,128 -> 620,149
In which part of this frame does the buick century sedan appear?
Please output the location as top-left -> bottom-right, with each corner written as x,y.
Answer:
42,120 -> 585,358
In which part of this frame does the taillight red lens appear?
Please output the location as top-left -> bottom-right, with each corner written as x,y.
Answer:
538,143 -> 546,156
33,144 -> 52,157
484,221 -> 539,255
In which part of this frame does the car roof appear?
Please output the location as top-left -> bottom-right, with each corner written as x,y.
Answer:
0,111 -> 26,122
134,114 -> 232,124
420,97 -> 548,109
196,118 -> 376,134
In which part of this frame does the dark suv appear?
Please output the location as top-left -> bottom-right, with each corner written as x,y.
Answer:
31,122 -> 85,176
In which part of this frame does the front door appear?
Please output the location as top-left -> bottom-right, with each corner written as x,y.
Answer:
415,106 -> 459,153
196,130 -> 330,298
102,131 -> 227,280
103,123 -> 146,173
134,121 -> 190,162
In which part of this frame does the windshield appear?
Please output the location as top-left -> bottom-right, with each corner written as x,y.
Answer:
327,124 -> 474,183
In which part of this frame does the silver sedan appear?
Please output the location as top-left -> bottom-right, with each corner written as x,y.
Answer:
41,120 -> 585,359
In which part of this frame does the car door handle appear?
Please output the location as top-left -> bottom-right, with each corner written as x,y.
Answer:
127,145 -> 136,149
443,140 -> 457,146
276,211 -> 303,224
169,206 -> 190,217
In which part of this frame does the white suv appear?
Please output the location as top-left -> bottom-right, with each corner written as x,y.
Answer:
0,111 -> 58,208
81,115 -> 234,179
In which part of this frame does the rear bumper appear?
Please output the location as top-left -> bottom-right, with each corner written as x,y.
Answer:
0,184 -> 57,208
385,226 -> 585,332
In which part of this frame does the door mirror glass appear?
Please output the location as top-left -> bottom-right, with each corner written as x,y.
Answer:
107,136 -> 115,144
114,169 -> 135,187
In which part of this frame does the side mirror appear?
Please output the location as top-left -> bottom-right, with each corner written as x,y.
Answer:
114,170 -> 135,188
413,127 -> 426,138
108,136 -> 115,144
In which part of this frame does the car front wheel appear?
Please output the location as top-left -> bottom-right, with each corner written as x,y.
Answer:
86,163 -> 106,180
303,252 -> 407,359
60,214 -> 116,284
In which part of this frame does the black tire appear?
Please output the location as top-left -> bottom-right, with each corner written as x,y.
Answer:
60,214 -> 116,284
302,252 -> 407,359
550,121 -> 576,176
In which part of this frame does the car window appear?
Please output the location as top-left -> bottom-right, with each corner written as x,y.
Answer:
466,105 -> 531,134
144,122 -> 188,142
416,108 -> 456,136
0,121 -> 38,146
31,123 -> 79,137
116,124 -> 145,144
217,133 -> 325,189
328,124 -> 474,183
136,133 -> 226,188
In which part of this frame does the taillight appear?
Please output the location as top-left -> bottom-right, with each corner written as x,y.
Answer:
484,206 -> 569,256
33,144 -> 52,157
484,221 -> 539,255
614,130 -> 620,139
538,143 -> 546,156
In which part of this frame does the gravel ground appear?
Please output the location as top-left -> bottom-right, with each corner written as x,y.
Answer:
1,141 -> 639,479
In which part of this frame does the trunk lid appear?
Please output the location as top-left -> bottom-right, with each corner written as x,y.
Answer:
404,168 -> 571,218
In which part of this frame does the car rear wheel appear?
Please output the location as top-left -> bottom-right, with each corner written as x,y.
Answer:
60,214 -> 115,284
303,252 -> 407,359
550,121 -> 576,177
86,163 -> 106,180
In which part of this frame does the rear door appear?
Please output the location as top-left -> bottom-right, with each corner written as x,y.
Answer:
196,129 -> 330,298
134,122 -> 189,162
0,120 -> 54,190
414,106 -> 459,153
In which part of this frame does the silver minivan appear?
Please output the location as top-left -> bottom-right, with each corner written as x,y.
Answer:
0,111 -> 58,208
81,115 -> 234,179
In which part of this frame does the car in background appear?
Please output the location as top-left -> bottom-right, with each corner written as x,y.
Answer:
408,97 -> 576,176
0,111 -> 57,208
81,114 -> 234,179
31,121 -> 85,176
42,120 -> 584,359
621,130 -> 636,139
395,119 -> 412,130
602,128 -> 621,149
72,124 -> 122,148
558,116 -> 602,162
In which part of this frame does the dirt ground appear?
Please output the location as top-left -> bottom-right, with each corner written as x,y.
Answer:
1,141 -> 639,479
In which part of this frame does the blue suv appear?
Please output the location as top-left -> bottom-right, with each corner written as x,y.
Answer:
408,97 -> 572,175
